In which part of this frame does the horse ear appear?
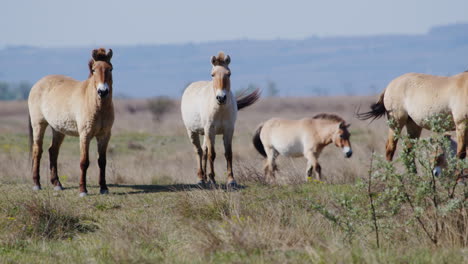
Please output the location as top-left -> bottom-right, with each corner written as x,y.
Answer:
88,59 -> 94,76
92,49 -> 99,61
224,54 -> 231,65
107,49 -> 113,61
211,56 -> 217,66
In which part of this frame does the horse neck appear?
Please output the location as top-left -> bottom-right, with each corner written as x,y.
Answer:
316,121 -> 337,145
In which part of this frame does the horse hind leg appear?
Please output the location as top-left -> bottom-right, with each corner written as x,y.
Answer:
31,121 -> 48,190
49,129 -> 65,190
404,118 -> 422,173
455,121 -> 467,159
385,116 -> 405,161
264,147 -> 278,183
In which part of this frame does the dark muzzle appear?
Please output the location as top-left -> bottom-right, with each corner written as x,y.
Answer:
216,95 -> 227,104
98,89 -> 109,98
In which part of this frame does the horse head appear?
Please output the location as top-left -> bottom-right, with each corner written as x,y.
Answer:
88,48 -> 113,98
334,122 -> 353,158
210,52 -> 231,105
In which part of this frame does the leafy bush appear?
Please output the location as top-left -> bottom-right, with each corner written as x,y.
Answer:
147,96 -> 175,122
308,116 -> 467,247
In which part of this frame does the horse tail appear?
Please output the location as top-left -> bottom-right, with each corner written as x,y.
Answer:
28,114 -> 33,161
356,90 -> 387,121
252,123 -> 267,158
237,88 -> 261,110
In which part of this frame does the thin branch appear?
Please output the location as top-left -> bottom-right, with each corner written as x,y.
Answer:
367,150 -> 380,248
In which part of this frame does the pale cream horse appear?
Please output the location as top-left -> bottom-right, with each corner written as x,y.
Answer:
252,114 -> 353,182
181,52 -> 260,187
358,72 -> 468,161
28,48 -> 114,197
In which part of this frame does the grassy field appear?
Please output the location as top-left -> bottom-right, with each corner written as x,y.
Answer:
0,97 -> 466,263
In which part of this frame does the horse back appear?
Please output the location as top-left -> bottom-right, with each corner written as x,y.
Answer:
384,72 -> 468,125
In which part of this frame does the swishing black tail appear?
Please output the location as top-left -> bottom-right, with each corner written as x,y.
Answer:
236,88 -> 261,110
356,91 -> 387,121
252,124 -> 266,158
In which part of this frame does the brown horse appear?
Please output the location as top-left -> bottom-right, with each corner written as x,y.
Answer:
358,72 -> 468,161
28,48 -> 114,197
253,113 -> 352,182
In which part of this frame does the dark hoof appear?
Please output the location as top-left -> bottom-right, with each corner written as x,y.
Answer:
32,185 -> 41,191
197,180 -> 206,188
226,181 -> 238,191
100,189 -> 109,195
208,179 -> 217,188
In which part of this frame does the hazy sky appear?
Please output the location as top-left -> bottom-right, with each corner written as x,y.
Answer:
2,0 -> 467,47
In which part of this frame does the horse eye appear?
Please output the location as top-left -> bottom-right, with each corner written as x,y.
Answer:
109,68 -> 113,72
227,72 -> 231,77
91,69 -> 95,73
211,73 -> 215,77
340,135 -> 345,138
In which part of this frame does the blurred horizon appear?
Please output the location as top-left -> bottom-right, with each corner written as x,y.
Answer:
1,1 -> 468,98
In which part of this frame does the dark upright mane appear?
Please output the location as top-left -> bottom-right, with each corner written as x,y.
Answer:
313,113 -> 344,123
88,48 -> 113,77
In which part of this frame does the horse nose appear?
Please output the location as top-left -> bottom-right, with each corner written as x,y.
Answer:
98,89 -> 109,98
433,167 -> 441,177
343,146 -> 352,158
216,95 -> 226,104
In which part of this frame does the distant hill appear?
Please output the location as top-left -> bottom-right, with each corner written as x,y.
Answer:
1,23 -> 467,98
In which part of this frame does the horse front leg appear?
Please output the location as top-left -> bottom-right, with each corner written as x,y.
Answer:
305,151 -> 321,181
203,128 -> 216,185
31,122 -> 47,190
97,133 -> 111,194
79,135 -> 91,197
188,130 -> 206,184
223,129 -> 236,187
456,121 -> 467,159
49,129 -> 65,190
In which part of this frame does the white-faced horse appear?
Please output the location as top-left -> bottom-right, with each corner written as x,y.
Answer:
253,113 -> 352,182
181,52 -> 260,187
28,48 -> 114,197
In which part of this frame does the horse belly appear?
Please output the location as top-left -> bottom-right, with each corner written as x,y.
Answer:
406,104 -> 454,130
273,138 -> 304,157
44,111 -> 79,136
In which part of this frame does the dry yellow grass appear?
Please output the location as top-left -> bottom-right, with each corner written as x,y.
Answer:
0,96 -> 386,186
0,96 -> 466,263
